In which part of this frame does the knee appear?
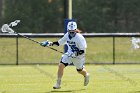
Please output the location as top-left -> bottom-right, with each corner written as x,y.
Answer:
58,63 -> 66,70
60,61 -> 68,67
76,68 -> 83,73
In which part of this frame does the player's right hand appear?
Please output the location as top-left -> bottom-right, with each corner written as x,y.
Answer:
40,40 -> 53,47
68,51 -> 78,58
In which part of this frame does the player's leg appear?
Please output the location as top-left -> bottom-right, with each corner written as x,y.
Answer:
77,68 -> 89,86
53,54 -> 70,89
72,57 -> 89,86
77,67 -> 88,76
57,63 -> 66,81
53,62 -> 67,89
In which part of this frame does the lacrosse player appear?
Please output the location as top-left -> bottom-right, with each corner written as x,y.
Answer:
40,21 -> 89,89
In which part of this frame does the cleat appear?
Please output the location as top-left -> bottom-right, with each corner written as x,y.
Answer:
84,73 -> 89,86
53,80 -> 61,89
53,84 -> 61,89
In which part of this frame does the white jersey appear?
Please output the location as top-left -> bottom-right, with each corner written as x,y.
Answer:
58,32 -> 87,69
58,32 -> 87,54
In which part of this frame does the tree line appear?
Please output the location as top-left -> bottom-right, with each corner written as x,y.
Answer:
0,0 -> 140,33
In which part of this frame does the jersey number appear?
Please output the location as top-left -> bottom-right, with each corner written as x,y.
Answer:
69,45 -> 79,52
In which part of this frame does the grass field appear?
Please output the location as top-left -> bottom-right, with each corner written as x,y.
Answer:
1,37 -> 140,64
0,37 -> 140,93
0,65 -> 139,93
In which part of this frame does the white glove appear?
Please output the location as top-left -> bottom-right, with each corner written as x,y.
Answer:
68,52 -> 78,58
40,40 -> 53,47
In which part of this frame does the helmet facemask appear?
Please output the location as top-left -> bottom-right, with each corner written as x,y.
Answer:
68,31 -> 76,37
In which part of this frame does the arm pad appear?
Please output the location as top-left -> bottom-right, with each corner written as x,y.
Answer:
52,41 -> 59,46
77,50 -> 85,56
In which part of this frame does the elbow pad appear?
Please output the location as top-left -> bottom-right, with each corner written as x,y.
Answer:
77,50 -> 85,55
52,41 -> 59,46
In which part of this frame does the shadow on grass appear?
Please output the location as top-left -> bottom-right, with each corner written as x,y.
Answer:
46,88 -> 85,93
129,91 -> 140,93
135,91 -> 140,93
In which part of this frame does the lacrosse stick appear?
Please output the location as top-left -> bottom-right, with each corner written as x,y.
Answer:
1,20 -> 64,54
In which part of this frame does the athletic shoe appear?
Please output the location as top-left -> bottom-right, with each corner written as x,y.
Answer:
84,73 -> 89,86
53,80 -> 61,89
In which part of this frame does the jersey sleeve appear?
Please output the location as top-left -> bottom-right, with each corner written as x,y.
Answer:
77,34 -> 87,50
58,33 -> 68,45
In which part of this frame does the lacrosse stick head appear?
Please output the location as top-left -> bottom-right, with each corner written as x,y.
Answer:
1,24 -> 15,33
9,20 -> 20,27
1,20 -> 20,33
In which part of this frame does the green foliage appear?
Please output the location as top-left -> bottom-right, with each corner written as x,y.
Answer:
1,0 -> 140,33
73,0 -> 140,33
3,0 -> 64,33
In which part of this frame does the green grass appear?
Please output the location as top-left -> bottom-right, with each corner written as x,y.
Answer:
0,65 -> 139,93
0,37 -> 140,64
0,36 -> 140,93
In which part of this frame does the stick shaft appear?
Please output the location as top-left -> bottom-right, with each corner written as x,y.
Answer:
1,22 -> 64,54
16,33 -> 40,44
16,32 -> 64,54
